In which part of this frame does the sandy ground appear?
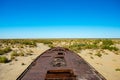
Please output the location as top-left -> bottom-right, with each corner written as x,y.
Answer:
0,43 -> 120,80
0,43 -> 50,80
78,49 -> 120,80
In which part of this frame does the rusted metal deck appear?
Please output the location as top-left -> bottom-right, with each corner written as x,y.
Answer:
17,47 -> 106,80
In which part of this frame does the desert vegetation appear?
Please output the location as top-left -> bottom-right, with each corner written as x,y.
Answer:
0,56 -> 9,63
0,39 -> 120,80
0,39 -> 120,63
95,52 -> 102,57
45,39 -> 120,54
0,47 -> 12,55
0,39 -> 37,63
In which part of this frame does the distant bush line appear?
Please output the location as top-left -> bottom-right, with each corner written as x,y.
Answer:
63,39 -> 119,53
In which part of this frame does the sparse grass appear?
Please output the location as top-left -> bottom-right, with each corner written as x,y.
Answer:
10,56 -> 15,60
93,39 -> 102,44
15,58 -> 18,61
42,41 -> 53,45
88,52 -> 93,55
40,40 -> 53,48
25,50 -> 33,56
0,39 -> 37,47
95,52 -> 102,57
4,47 -> 12,53
26,52 -> 32,56
20,45 -> 24,48
115,68 -> 120,71
11,51 -> 19,57
0,39 -> 120,56
104,52 -> 108,55
68,44 -> 82,53
10,51 -> 19,60
21,63 -> 25,65
90,56 -> 94,59
48,44 -> 54,48
0,56 -> 9,63
102,45 -> 119,51
28,50 -> 33,53
100,39 -> 119,51
10,51 -> 25,60
0,49 -> 5,55
0,47 -> 12,55
64,43 -> 99,52
19,52 -> 24,56
102,39 -> 113,46
84,44 -> 98,49
114,51 -> 119,55
22,41 -> 36,47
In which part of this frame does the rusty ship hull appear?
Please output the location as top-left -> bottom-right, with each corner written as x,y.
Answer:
17,47 -> 106,80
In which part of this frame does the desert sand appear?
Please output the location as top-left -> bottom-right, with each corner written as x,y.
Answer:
78,49 -> 120,80
0,43 -> 50,80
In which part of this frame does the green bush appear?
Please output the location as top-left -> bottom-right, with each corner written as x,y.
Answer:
110,47 -> 119,51
68,44 -> 82,52
11,51 -> 19,57
22,41 -> 36,46
101,45 -> 110,49
93,39 -> 102,44
4,47 -> 12,53
0,56 -> 9,63
0,47 -> 12,55
48,44 -> 54,48
10,51 -> 25,60
40,40 -> 53,47
84,44 -> 98,49
65,43 -> 98,52
102,45 -> 119,51
0,50 -> 5,55
102,39 -> 113,46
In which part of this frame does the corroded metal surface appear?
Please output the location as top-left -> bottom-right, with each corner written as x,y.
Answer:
17,47 -> 106,80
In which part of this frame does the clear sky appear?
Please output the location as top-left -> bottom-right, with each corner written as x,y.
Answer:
0,0 -> 120,38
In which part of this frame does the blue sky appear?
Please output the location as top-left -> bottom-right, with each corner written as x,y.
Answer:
0,0 -> 120,38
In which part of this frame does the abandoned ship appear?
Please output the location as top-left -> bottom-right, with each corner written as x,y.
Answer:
17,47 -> 106,80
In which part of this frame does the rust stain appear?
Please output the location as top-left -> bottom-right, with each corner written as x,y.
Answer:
17,47 -> 106,80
